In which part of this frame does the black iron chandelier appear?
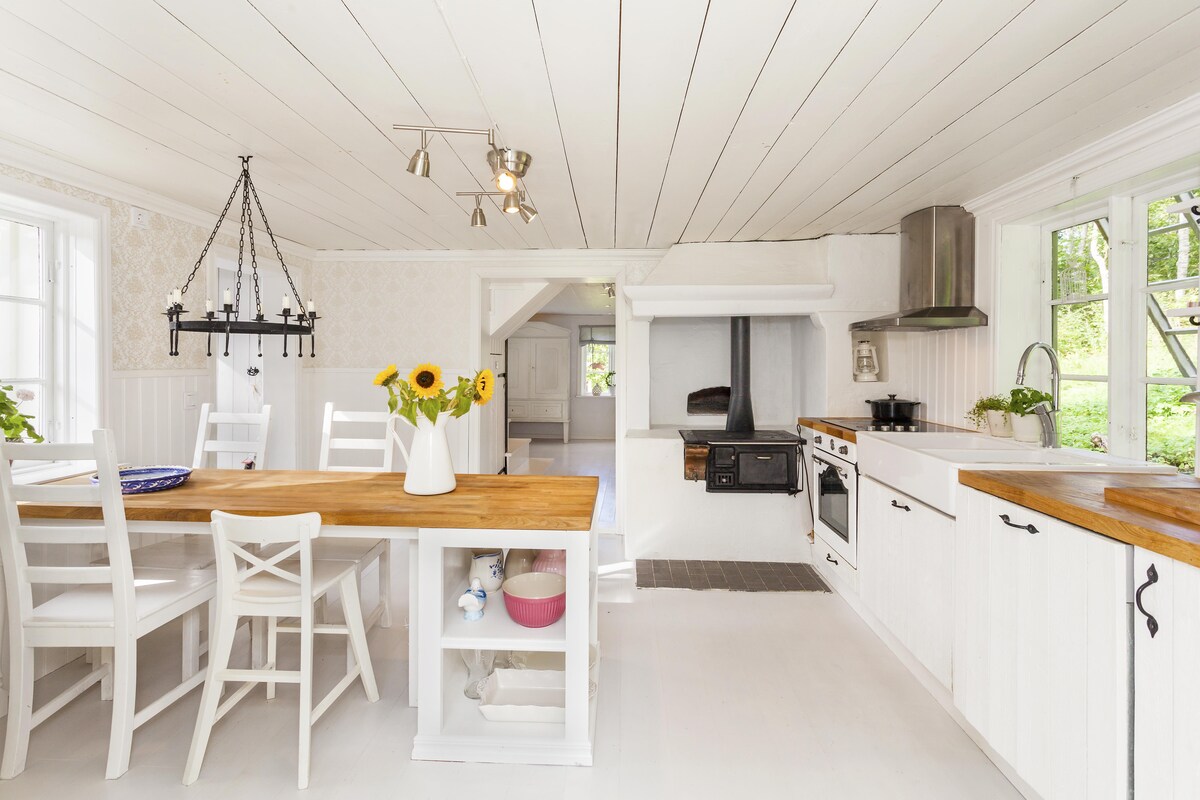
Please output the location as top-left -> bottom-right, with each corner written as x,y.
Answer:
165,156 -> 318,358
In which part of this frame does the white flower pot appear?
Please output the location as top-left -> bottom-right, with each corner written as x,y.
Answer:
1010,413 -> 1043,443
985,410 -> 1013,438
403,414 -> 456,495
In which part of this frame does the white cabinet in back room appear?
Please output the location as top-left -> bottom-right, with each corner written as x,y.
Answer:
507,322 -> 571,442
954,486 -> 1129,800
858,476 -> 953,690
1131,547 -> 1200,799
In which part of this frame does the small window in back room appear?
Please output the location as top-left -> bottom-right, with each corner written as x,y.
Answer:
579,325 -> 615,397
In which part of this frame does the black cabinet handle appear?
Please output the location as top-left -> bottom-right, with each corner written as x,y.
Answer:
999,514 -> 1038,534
890,500 -> 911,512
825,553 -> 839,566
1135,564 -> 1160,638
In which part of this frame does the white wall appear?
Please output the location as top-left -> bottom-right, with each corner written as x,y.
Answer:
511,313 -> 617,441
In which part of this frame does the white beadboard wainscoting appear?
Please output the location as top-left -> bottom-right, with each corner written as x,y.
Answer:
107,370 -> 214,468
903,327 -> 992,429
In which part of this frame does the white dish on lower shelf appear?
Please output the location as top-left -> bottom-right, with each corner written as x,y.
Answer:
477,669 -> 596,723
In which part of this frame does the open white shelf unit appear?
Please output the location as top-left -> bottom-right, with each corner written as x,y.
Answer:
413,526 -> 598,766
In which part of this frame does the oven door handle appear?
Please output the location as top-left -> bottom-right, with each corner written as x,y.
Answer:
812,454 -> 849,479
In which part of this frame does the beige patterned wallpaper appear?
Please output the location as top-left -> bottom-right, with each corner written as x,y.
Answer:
305,260 -> 473,370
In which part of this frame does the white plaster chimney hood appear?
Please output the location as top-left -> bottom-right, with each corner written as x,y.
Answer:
625,240 -> 843,319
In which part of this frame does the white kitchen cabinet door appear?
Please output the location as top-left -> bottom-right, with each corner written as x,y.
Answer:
1133,548 -> 1200,800
531,338 -> 569,399
507,338 -> 531,399
955,488 -> 1130,800
857,476 -> 891,626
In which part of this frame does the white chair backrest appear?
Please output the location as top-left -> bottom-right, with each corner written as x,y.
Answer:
0,430 -> 136,631
318,403 -> 405,472
210,511 -> 320,607
193,403 -> 272,470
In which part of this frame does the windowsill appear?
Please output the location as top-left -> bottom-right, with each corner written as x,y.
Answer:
577,394 -> 616,400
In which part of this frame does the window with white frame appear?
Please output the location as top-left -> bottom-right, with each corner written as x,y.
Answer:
1,212 -> 54,443
579,324 -> 615,397
1046,184 -> 1200,473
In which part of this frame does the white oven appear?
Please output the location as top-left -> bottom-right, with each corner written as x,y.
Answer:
810,438 -> 857,569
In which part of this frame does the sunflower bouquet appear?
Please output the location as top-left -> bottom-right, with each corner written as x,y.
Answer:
374,362 -> 494,426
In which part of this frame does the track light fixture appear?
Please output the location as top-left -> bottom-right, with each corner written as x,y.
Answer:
393,124 -> 495,179
470,195 -> 487,228
488,147 -> 533,193
457,191 -> 537,226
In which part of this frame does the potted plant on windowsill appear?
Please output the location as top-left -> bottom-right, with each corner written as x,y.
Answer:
2,385 -> 43,444
966,394 -> 1012,438
1008,387 -> 1054,443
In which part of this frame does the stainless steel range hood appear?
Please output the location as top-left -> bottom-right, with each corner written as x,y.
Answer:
851,205 -> 987,332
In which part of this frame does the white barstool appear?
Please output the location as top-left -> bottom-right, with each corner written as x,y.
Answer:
183,510 -> 379,790
0,430 -> 216,780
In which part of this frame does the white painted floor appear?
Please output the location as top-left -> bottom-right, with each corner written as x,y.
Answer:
528,440 -> 616,530
0,550 -> 1019,799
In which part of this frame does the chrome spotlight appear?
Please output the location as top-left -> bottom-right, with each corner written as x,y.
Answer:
503,192 -> 521,214
470,196 -> 487,228
407,130 -> 430,178
489,148 -> 532,192
518,201 -> 537,224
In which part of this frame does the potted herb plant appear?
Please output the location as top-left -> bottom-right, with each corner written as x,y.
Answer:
966,394 -> 1012,438
1008,387 -> 1054,443
2,385 -> 43,443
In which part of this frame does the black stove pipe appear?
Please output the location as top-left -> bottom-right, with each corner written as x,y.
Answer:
726,316 -> 755,432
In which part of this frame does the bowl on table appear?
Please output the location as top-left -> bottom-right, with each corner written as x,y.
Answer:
90,466 -> 192,494
502,572 -> 566,628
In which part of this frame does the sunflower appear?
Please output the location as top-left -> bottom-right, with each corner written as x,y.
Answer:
407,363 -> 444,398
473,368 -> 495,405
373,364 -> 398,386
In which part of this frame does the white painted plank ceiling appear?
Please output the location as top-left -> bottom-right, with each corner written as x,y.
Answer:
0,0 -> 1196,251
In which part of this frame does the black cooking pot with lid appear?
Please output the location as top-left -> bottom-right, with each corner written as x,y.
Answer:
866,394 -> 922,422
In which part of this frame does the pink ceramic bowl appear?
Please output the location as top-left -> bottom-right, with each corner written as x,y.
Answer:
502,572 -> 566,628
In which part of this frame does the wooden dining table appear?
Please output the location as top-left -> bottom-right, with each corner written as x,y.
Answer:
16,470 -> 597,762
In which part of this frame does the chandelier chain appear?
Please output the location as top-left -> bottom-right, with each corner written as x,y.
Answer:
179,173 -> 243,299
248,176 -> 307,322
247,188 -> 261,318
234,170 -> 250,321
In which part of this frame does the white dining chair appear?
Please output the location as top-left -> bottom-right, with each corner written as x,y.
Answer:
183,510 -> 379,790
192,402 -> 272,470
0,430 -> 216,780
314,402 -> 398,630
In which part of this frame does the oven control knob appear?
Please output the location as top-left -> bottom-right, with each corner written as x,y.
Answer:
814,435 -> 823,445
838,445 -> 848,455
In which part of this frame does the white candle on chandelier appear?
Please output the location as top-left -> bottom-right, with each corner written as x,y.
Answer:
306,299 -> 315,314
282,295 -> 291,313
166,293 -> 173,309
173,288 -> 182,305
223,288 -> 232,307
205,298 -> 213,314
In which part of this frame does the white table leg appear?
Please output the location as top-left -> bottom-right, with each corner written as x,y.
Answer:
408,539 -> 419,708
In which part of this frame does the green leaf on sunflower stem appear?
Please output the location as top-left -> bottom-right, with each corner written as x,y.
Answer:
421,398 -> 439,424
400,403 -> 418,427
387,394 -> 398,414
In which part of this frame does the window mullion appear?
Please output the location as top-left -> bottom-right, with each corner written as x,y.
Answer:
1106,195 -> 1136,459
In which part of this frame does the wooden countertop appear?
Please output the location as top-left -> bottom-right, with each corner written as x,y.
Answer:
18,470 -> 599,532
797,417 -> 974,443
959,470 -> 1200,568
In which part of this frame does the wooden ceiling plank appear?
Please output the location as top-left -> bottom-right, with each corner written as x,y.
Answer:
530,0 -> 620,249
640,0 -> 796,249
613,0 -> 709,249
847,25 -> 1200,235
744,0 -> 1039,241
338,0 -> 551,250
703,0 -> 940,244
435,0 -> 590,249
242,0 -> 535,251
0,0 -> 444,249
677,0 -> 875,244
805,0 -> 1199,237
0,85 -> 375,249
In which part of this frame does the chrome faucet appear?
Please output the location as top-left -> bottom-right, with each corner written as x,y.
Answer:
1015,341 -> 1061,448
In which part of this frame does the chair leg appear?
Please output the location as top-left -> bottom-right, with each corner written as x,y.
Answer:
99,647 -> 114,700
0,645 -> 34,779
266,616 -> 278,700
340,574 -> 379,703
297,609 -> 313,791
104,638 -> 137,779
183,610 -> 237,786
379,542 -> 393,629
182,607 -> 202,681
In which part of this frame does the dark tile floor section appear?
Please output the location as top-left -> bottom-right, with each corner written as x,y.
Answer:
635,560 -> 830,592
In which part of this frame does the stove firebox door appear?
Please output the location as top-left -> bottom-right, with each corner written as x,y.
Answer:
738,450 -> 789,486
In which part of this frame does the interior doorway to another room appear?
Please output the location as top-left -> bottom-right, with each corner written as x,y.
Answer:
211,253 -> 300,469
503,282 -> 618,532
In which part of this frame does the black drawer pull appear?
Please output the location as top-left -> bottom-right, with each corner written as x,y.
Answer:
999,514 -> 1038,534
890,500 -> 911,512
1135,564 -> 1159,638
825,553 -> 839,566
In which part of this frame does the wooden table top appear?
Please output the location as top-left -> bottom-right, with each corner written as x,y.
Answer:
18,470 -> 599,532
959,470 -> 1200,568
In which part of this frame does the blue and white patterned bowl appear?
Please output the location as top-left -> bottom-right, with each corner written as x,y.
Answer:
91,466 -> 193,495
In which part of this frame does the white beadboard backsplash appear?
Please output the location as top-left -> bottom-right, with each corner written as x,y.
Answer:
904,327 -> 992,430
